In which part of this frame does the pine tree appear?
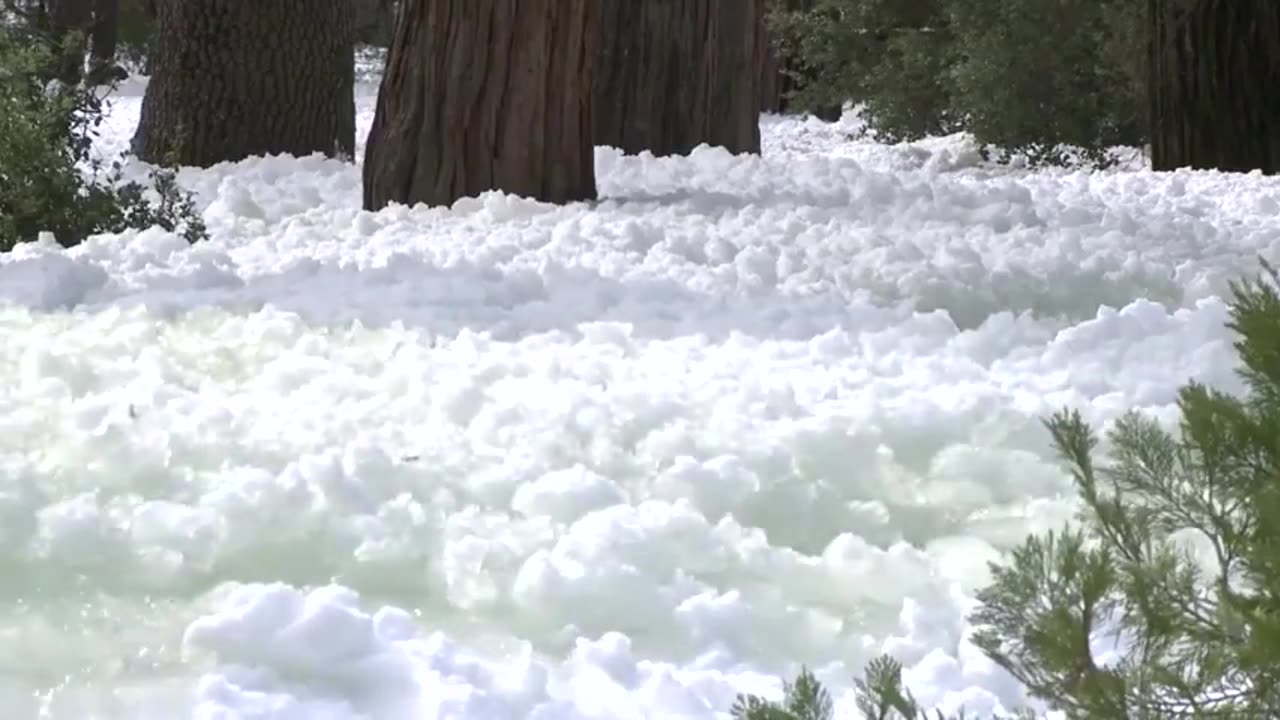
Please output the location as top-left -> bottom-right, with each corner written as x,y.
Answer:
734,262 -> 1280,718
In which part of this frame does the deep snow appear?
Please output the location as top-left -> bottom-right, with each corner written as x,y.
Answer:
0,76 -> 1275,719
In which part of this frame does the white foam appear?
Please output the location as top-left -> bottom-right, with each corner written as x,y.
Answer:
0,81 -> 1270,719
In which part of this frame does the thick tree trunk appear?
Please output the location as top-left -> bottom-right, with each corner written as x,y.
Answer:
759,22 -> 785,114
596,0 -> 764,157
132,0 -> 355,167
1149,0 -> 1280,173
362,1 -> 598,210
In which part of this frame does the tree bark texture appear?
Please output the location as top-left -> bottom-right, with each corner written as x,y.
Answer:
1149,0 -> 1280,173
596,0 -> 764,157
362,1 -> 599,210
758,3 -> 785,113
132,0 -> 355,167
758,0 -> 800,115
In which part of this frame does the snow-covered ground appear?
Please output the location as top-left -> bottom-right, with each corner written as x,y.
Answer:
0,74 -> 1276,719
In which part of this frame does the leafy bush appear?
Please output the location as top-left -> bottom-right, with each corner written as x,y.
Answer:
947,0 -> 1145,168
767,0 -> 1147,166
0,22 -> 207,251
768,0 -> 961,141
735,262 -> 1280,717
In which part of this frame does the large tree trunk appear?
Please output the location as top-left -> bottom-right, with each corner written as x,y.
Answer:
363,1 -> 598,210
759,18 -> 785,114
1149,0 -> 1280,173
596,0 -> 764,157
132,0 -> 355,167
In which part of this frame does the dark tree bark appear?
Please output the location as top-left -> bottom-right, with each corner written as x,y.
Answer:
86,0 -> 119,76
353,0 -> 395,46
1149,0 -> 1280,173
363,1 -> 599,210
38,0 -> 91,84
132,0 -> 355,167
596,0 -> 764,157
10,0 -> 119,84
759,18 -> 785,114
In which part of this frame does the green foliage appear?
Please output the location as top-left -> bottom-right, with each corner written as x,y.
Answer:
968,263 -> 1280,717
768,0 -> 961,141
0,22 -> 207,251
115,0 -> 156,71
767,0 -> 1147,166
947,0 -> 1145,168
736,262 -> 1280,718
732,666 -> 835,720
731,657 -> 1038,719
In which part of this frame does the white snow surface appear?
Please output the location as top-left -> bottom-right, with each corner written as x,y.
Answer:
0,77 -> 1276,719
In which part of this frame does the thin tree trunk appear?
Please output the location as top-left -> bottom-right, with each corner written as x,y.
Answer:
362,1 -> 599,210
87,0 -> 118,74
1149,0 -> 1280,173
132,0 -> 355,167
596,0 -> 764,157
353,0 -> 395,46
46,0 -> 92,84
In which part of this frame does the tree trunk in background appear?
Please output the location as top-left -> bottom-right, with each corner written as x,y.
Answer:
759,18 -> 784,114
353,0 -> 395,46
363,1 -> 599,210
1149,0 -> 1280,173
132,0 -> 355,167
86,0 -> 119,77
45,0 -> 92,84
596,0 -> 764,157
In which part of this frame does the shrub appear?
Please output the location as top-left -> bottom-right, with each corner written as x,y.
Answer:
767,0 -> 961,141
767,0 -> 1147,165
0,21 -> 207,251
734,261 -> 1280,718
947,0 -> 1146,168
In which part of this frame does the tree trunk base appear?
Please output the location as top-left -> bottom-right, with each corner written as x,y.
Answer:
596,0 -> 764,157
1149,0 -> 1280,173
363,1 -> 599,210
134,0 -> 355,167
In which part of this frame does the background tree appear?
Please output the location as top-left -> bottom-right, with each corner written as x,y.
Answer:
596,0 -> 764,156
111,0 -> 157,72
353,0 -> 396,46
4,0 -> 125,85
760,0 -> 842,120
1149,0 -> 1280,173
363,1 -> 599,210
131,0 -> 355,167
